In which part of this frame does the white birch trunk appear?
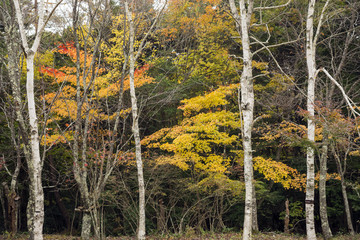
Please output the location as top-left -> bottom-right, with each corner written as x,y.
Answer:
239,1 -> 254,239
305,0 -> 317,239
13,0 -> 47,238
125,2 -> 146,239
26,55 -> 45,240
26,54 -> 44,240
229,1 -> 255,239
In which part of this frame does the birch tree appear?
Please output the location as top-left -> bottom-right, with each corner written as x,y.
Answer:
228,1 -> 292,238
12,0 -> 60,239
124,1 -> 166,239
228,1 -> 254,238
305,1 -> 318,239
305,0 -> 330,239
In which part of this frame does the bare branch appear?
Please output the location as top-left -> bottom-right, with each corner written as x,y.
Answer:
320,68 -> 360,117
229,0 -> 241,34
254,0 -> 291,11
314,0 -> 330,46
251,36 -> 302,56
134,0 -> 167,61
43,0 -> 64,30
12,0 -> 29,51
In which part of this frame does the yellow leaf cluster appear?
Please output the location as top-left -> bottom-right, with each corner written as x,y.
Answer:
41,130 -> 74,146
179,84 -> 237,116
253,156 -> 306,191
143,85 -> 240,175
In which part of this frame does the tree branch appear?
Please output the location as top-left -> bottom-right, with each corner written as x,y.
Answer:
314,0 -> 330,46
254,0 -> 291,11
320,68 -> 360,117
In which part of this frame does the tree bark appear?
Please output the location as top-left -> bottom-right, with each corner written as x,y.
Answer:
319,136 -> 332,239
81,212 -> 92,239
13,0 -> 49,238
339,175 -> 354,235
26,54 -> 45,240
238,1 -> 254,239
125,2 -> 146,239
339,178 -> 354,235
228,1 -> 255,239
305,1 -> 317,239
284,199 -> 290,234
2,183 -> 20,235
252,184 -> 258,232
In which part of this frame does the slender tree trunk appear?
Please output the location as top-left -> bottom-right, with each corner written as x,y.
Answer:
2,183 -> 18,234
4,186 -> 20,235
305,1 -> 317,239
157,198 -> 165,232
252,185 -> 258,232
5,11 -> 31,237
71,1 -> 93,238
217,195 -> 225,230
339,176 -> 354,235
284,199 -> 290,234
319,136 -> 332,239
340,179 -> 354,235
332,146 -> 355,235
9,143 -> 21,235
4,47 -> 23,234
0,185 -> 6,230
125,2 -> 146,239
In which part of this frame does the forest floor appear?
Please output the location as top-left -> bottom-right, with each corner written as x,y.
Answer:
1,232 -> 360,240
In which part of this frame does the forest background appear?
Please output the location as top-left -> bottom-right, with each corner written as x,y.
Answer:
0,0 -> 360,239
